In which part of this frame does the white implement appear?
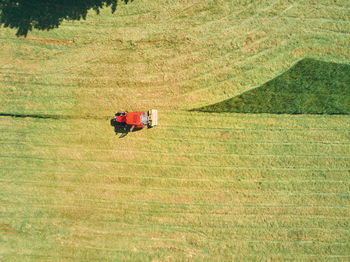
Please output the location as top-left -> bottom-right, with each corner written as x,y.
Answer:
147,109 -> 158,127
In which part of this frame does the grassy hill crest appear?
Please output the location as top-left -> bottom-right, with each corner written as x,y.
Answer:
195,58 -> 350,114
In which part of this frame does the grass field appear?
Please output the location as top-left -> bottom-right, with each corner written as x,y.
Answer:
1,0 -> 350,260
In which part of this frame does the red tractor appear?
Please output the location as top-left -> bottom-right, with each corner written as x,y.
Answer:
112,109 -> 158,130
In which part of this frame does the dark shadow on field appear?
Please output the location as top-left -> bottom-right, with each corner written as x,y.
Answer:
0,113 -> 119,120
193,58 -> 350,115
0,113 -> 68,119
110,118 -> 142,138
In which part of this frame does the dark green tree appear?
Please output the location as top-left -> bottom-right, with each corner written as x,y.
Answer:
0,0 -> 133,37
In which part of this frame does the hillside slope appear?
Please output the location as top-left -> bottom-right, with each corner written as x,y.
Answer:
196,58 -> 350,114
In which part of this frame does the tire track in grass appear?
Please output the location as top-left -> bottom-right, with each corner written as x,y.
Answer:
3,192 -> 350,209
2,184 -> 350,198
5,230 -> 348,247
2,167 -> 349,183
9,253 -> 350,260
2,140 -> 350,158
2,189 -> 350,209
2,155 -> 350,171
2,141 -> 350,159
2,142 -> 350,161
161,124 -> 350,132
7,253 -> 350,261
2,165 -> 348,174
2,202 -> 350,222
2,178 -> 350,186
2,211 -> 349,227
3,200 -> 350,214
1,168 -> 349,191
2,133 -> 350,145
2,213 -> 349,233
2,214 -> 350,234
2,131 -> 350,144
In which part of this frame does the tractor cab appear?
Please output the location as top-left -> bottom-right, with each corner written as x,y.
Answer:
126,112 -> 147,128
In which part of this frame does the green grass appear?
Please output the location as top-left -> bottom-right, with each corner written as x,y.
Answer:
1,0 -> 350,261
1,113 -> 350,261
195,58 -> 350,114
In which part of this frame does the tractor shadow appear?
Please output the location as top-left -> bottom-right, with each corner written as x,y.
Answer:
110,119 -> 143,138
